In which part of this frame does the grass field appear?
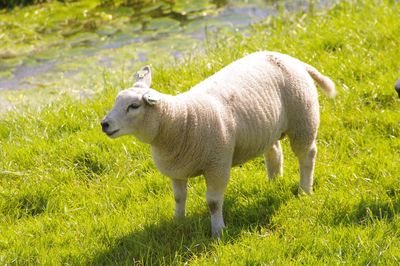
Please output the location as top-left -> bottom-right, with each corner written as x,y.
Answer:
1,0 -> 400,264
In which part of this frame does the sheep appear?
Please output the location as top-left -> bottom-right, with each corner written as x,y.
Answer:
395,78 -> 400,98
101,51 -> 336,237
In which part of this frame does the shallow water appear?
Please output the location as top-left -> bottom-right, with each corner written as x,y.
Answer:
0,0 -> 338,97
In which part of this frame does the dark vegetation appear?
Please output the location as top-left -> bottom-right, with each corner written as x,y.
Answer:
1,0 -> 52,9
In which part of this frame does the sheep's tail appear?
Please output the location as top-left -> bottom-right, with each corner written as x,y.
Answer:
302,62 -> 336,98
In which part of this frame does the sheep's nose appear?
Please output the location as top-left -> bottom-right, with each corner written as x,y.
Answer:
101,121 -> 109,132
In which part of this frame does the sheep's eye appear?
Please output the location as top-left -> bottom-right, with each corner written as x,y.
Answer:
127,104 -> 140,112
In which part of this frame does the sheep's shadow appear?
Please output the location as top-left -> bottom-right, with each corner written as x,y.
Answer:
91,190 -> 291,265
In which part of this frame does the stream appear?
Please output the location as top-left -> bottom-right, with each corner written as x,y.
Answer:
0,0 -> 338,111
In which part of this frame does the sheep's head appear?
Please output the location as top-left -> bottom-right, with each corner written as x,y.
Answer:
101,66 -> 161,143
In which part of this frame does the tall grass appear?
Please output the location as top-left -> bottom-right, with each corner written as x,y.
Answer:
0,0 -> 399,264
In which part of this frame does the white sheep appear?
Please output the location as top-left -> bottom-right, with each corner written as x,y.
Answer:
101,51 -> 336,237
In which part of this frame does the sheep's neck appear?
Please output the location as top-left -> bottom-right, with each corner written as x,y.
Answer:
150,94 -> 213,177
152,95 -> 193,153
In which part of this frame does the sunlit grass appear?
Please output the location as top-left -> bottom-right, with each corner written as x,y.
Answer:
1,0 -> 400,264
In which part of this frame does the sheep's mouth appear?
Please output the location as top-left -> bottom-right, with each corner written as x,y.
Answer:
106,129 -> 120,137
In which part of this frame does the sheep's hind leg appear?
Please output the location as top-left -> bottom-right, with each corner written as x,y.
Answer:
204,164 -> 230,238
171,178 -> 188,218
264,140 -> 283,180
292,140 -> 317,194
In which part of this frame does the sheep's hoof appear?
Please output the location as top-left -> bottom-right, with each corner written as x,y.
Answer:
298,186 -> 313,196
211,230 -> 223,239
211,226 -> 225,239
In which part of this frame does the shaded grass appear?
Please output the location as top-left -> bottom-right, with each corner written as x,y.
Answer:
1,0 -> 400,264
0,0 -> 47,9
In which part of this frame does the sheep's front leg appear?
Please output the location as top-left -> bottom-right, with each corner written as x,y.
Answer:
171,178 -> 187,218
205,166 -> 230,238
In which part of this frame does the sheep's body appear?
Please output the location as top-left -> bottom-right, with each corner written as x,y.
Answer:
102,51 -> 336,237
152,52 -> 335,180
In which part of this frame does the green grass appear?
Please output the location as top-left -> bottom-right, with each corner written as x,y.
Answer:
1,0 -> 400,264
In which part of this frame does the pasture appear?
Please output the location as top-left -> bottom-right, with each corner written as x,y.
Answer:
0,0 -> 399,264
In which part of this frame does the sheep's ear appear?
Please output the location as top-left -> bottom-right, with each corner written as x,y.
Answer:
143,91 -> 160,106
134,65 -> 152,88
